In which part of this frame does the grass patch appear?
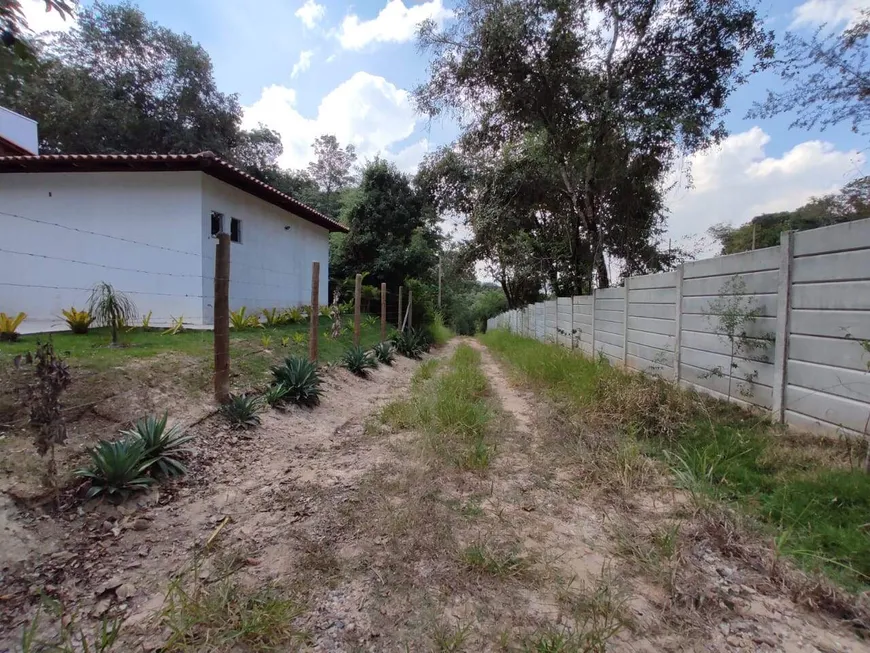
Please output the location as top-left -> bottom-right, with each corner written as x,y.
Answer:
159,570 -> 308,651
461,541 -> 529,577
432,311 -> 453,346
480,329 -> 870,593
380,344 -> 495,470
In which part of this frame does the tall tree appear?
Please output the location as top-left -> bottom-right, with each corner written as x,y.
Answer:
1,1 -> 242,155
307,134 -> 357,217
416,0 -> 772,289
1,0 -> 72,56
333,158 -> 440,290
750,10 -> 870,138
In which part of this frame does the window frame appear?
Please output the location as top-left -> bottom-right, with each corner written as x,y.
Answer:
230,217 -> 242,244
210,211 -> 224,237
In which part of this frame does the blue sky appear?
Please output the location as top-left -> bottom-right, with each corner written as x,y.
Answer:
21,0 -> 870,245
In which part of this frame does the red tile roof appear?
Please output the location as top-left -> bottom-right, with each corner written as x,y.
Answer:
0,151 -> 348,233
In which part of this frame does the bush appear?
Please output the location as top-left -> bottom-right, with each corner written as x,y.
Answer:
393,328 -> 429,359
221,394 -> 264,430
373,341 -> 396,365
271,356 -> 323,406
122,412 -> 193,477
75,439 -> 153,501
342,345 -> 378,377
263,382 -> 291,407
61,307 -> 95,334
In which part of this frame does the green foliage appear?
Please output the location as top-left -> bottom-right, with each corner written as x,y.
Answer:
162,315 -> 185,336
75,439 -> 153,501
710,177 -> 870,254
61,307 -> 95,334
393,328 -> 430,359
221,394 -> 263,430
331,159 -> 440,291
19,597 -> 123,653
341,345 -> 378,377
416,0 -> 771,291
261,308 -> 284,327
229,307 -> 261,330
3,2 -> 242,158
87,282 -> 137,345
263,382 -> 291,407
284,307 -> 305,324
261,335 -> 272,349
373,341 -> 396,365
121,412 -> 193,478
292,332 -> 306,346
431,311 -> 452,345
271,356 -> 323,406
141,310 -> 153,330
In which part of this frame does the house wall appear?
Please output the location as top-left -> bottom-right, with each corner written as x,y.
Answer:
199,175 -> 329,323
0,171 -> 204,331
488,217 -> 870,440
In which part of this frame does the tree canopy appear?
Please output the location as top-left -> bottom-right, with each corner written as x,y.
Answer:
710,177 -> 870,255
416,0 -> 773,296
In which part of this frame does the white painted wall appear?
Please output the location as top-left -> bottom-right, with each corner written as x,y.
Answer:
199,175 -> 330,323
0,107 -> 38,154
0,171 -> 204,332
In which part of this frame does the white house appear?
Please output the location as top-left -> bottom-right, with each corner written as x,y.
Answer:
0,151 -> 347,332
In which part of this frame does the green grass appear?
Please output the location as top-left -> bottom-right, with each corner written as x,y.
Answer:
381,343 -> 495,470
0,319 -> 383,389
480,329 -> 870,593
432,311 -> 453,346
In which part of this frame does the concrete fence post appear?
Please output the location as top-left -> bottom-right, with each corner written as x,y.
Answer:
591,289 -> 597,356
673,265 -> 684,383
771,231 -> 795,423
622,278 -> 630,367
213,233 -> 231,404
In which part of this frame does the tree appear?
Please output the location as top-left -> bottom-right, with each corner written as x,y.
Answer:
710,177 -> 870,254
750,10 -> 870,138
307,134 -> 357,217
333,159 -> 440,292
1,1 -> 242,155
416,0 -> 773,288
0,0 -> 72,56
230,124 -> 284,178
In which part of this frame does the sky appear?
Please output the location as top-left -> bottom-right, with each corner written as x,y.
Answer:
20,0 -> 870,250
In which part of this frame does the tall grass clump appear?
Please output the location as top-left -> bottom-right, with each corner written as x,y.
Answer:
381,343 -> 493,469
431,311 -> 452,346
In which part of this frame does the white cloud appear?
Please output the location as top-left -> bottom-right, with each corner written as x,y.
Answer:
295,0 -> 326,29
20,0 -> 74,34
392,138 -> 430,174
242,72 -> 419,171
338,0 -> 453,50
791,0 -> 867,29
665,127 -> 864,252
291,50 -> 313,78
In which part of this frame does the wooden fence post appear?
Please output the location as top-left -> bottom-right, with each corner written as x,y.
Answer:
213,233 -> 231,404
408,290 -> 413,330
397,286 -> 403,332
354,273 -> 362,346
380,282 -> 387,341
309,261 -> 320,363
771,231 -> 795,423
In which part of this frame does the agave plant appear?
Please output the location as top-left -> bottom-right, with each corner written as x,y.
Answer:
262,308 -> 284,327
284,307 -> 305,324
229,307 -> 262,330
0,311 -> 26,342
373,341 -> 396,366
162,315 -> 185,335
221,394 -> 264,430
393,328 -> 428,359
263,382 -> 291,407
61,307 -> 95,334
271,356 -> 323,406
342,345 -> 378,377
121,412 -> 193,478
75,439 -> 153,501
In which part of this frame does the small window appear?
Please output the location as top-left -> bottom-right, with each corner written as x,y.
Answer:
230,217 -> 242,243
210,211 -> 223,236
